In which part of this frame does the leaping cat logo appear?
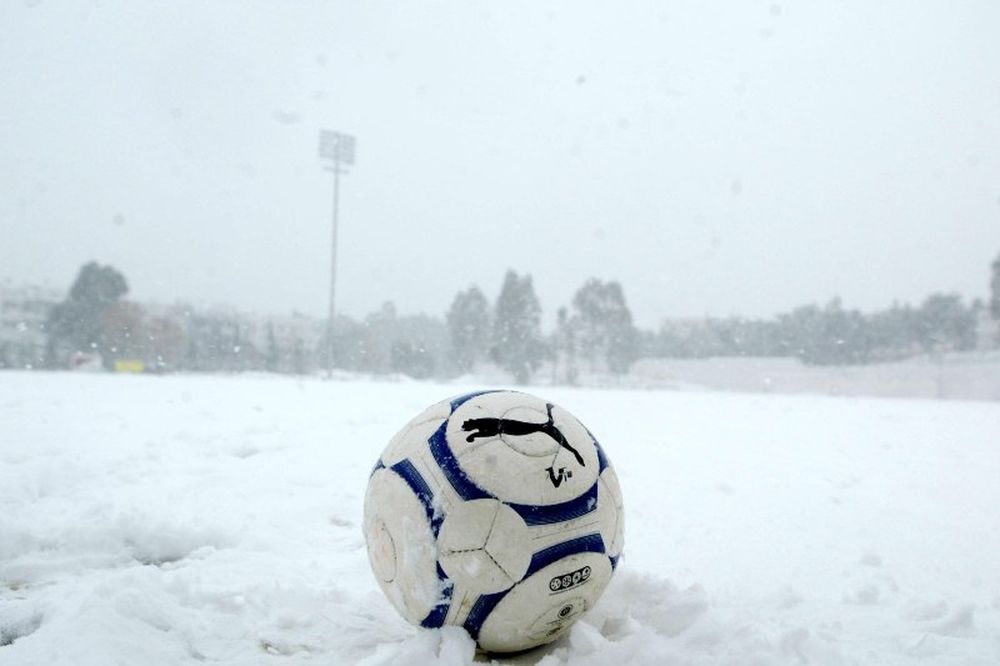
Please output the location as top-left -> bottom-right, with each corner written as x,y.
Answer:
461,403 -> 586,467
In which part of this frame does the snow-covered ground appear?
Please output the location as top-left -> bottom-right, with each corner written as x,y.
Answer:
2,371 -> 1000,665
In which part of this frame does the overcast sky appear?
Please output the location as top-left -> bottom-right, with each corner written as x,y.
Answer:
2,1 -> 999,328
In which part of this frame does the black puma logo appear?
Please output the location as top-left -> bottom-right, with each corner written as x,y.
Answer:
461,403 -> 585,467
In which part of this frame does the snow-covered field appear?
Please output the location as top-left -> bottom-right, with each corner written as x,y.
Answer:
2,371 -> 1000,665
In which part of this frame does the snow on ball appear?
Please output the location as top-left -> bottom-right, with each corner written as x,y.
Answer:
362,390 -> 625,653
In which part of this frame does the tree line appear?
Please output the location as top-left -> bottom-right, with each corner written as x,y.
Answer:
27,254 -> 1000,381
646,294 -> 983,366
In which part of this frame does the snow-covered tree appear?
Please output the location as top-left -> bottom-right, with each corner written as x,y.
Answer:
492,270 -> 544,384
46,262 -> 129,368
553,306 -> 579,385
569,278 -> 638,374
916,293 -> 976,353
446,286 -> 491,373
990,252 -> 1000,321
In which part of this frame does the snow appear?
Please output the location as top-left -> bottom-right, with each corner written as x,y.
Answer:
2,371 -> 1000,665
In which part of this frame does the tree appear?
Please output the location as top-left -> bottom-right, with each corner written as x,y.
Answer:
290,337 -> 306,375
391,340 -> 434,379
553,306 -> 579,385
569,278 -> 639,374
778,303 -> 827,364
46,262 -> 129,368
325,315 -> 367,372
991,252 -> 1000,320
183,311 -> 242,372
348,302 -> 448,377
264,322 -> 281,373
361,301 -> 398,374
492,270 -> 544,384
777,298 -> 871,365
446,286 -> 491,373
867,303 -> 918,361
392,313 -> 448,378
915,293 -> 976,353
145,315 -> 187,371
101,301 -> 147,363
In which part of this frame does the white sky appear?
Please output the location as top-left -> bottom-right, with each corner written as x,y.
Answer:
2,1 -> 999,328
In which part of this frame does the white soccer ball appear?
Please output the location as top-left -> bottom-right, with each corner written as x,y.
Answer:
363,390 -> 624,653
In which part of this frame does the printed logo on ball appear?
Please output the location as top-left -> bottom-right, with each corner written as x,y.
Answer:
548,565 -> 591,593
545,466 -> 573,487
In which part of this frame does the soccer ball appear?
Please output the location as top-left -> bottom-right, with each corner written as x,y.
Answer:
363,390 -> 624,653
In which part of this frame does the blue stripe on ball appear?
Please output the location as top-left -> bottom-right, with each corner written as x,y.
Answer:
427,421 -> 493,502
448,390 -> 503,413
463,589 -> 510,640
389,458 -> 444,537
508,481 -> 599,526
420,563 -> 454,628
594,439 -> 609,473
525,533 -> 606,578
582,426 -> 610,473
463,533 -> 606,640
420,603 -> 450,628
388,459 -> 456,626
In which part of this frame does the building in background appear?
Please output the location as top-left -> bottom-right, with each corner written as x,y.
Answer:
0,282 -> 61,369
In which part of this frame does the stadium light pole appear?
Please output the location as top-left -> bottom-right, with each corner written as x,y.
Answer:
319,130 -> 356,379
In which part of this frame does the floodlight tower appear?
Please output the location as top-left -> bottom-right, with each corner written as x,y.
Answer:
318,130 -> 356,378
